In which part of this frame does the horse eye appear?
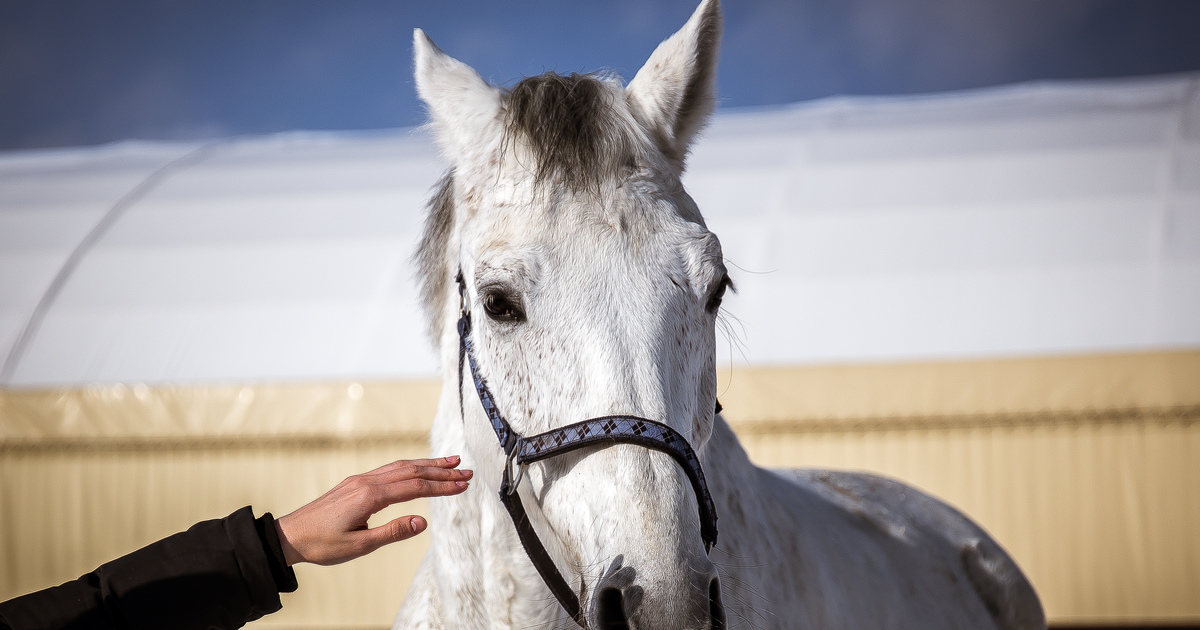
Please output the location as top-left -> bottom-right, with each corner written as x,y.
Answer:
706,276 -> 730,313
483,290 -> 525,322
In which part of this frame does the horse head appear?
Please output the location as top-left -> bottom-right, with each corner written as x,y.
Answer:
413,1 -> 728,627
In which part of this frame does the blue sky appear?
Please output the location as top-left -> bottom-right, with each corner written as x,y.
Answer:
2,0 -> 1199,151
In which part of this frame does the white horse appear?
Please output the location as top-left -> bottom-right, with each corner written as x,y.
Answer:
395,1 -> 1045,628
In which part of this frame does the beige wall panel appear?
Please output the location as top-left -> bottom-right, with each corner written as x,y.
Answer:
8,421 -> 1194,626
2,350 -> 1198,627
716,350 -> 1200,422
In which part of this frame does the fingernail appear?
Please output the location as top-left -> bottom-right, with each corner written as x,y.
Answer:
446,455 -> 460,464
461,469 -> 473,478
456,480 -> 469,487
412,516 -> 427,533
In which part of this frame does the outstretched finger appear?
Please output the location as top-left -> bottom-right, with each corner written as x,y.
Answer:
374,478 -> 470,506
363,456 -> 461,477
373,464 -> 473,486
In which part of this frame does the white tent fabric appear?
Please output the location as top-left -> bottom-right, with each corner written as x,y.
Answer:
2,73 -> 1198,387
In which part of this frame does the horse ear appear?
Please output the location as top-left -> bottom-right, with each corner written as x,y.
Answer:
413,29 -> 503,164
626,0 -> 721,170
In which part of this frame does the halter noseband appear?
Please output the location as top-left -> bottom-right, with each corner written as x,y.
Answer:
455,274 -> 719,626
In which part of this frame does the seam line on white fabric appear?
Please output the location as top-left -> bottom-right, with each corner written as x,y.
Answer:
0,142 -> 219,385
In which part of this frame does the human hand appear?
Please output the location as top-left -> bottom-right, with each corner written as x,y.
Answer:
274,456 -> 472,566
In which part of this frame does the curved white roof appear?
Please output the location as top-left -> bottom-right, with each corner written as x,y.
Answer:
2,73 -> 1198,386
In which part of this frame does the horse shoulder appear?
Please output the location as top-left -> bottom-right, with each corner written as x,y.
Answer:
776,468 -> 1046,630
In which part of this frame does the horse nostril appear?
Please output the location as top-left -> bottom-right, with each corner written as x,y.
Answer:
597,587 -> 630,630
709,578 -> 726,630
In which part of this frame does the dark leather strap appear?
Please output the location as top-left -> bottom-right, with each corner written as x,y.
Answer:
497,468 -> 586,625
513,416 -> 718,550
459,314 -> 516,449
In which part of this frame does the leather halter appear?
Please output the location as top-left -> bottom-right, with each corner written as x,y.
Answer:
455,277 -> 719,626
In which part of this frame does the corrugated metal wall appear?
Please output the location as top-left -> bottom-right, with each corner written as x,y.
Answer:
2,350 -> 1198,627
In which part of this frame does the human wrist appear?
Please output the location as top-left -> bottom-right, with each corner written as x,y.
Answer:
274,514 -> 304,566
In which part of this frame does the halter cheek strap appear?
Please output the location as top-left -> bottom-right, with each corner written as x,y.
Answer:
455,285 -> 719,627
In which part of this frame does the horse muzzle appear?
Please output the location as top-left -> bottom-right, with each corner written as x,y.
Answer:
593,569 -> 725,630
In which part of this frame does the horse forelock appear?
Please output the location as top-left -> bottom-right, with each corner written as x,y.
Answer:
503,72 -> 635,193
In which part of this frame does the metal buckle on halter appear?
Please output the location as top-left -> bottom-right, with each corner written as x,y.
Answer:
504,445 -> 525,495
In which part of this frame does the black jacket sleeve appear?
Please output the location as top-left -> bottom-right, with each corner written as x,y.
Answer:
0,506 -> 298,630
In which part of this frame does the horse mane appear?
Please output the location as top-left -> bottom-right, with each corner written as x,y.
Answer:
414,170 -> 456,344
502,72 -> 634,193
